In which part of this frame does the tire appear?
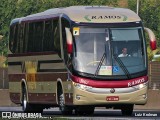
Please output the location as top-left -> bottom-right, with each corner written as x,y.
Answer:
22,86 -> 30,112
58,89 -> 73,115
75,106 -> 94,115
121,104 -> 134,116
22,87 -> 43,113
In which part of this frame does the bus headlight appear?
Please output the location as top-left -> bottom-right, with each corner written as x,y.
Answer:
134,82 -> 148,90
74,83 -> 92,91
139,83 -> 145,89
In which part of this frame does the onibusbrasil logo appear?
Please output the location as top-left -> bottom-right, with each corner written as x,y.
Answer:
84,15 -> 128,22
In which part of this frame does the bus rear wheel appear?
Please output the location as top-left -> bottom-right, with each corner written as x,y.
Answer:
22,87 -> 43,113
22,86 -> 30,112
121,104 -> 134,116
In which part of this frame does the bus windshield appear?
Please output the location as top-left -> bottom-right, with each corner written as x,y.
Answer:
73,26 -> 146,77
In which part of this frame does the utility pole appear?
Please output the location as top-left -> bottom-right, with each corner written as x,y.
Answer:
137,0 -> 140,15
0,35 -> 6,67
0,35 -> 3,57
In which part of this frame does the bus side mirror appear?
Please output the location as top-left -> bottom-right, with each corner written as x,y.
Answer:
65,27 -> 73,54
144,27 -> 156,50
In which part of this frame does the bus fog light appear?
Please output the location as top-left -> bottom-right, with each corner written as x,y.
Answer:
142,94 -> 147,99
76,95 -> 81,100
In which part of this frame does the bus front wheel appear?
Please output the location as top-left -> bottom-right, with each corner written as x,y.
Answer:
121,104 -> 134,116
58,89 -> 73,115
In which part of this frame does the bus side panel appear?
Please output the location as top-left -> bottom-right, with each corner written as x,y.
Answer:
26,73 -> 60,105
27,93 -> 57,105
62,81 -> 73,105
25,72 -> 68,105
8,72 -> 24,104
8,53 -> 68,105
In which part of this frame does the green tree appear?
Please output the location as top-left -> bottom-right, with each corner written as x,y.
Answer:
0,0 -> 119,59
1,0 -> 160,64
128,0 -> 160,48
128,0 -> 160,61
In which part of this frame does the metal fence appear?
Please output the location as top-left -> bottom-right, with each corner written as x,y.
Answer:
148,61 -> 160,90
0,62 -> 159,89
0,68 -> 8,89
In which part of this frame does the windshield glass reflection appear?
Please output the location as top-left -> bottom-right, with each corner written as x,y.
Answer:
73,27 -> 146,77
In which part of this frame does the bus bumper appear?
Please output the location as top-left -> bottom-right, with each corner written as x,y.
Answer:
73,84 -> 147,105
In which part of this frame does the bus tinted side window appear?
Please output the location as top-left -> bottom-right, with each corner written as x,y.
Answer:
54,19 -> 61,55
28,23 -> 34,52
34,22 -> 44,52
9,24 -> 18,53
26,19 -> 60,53
16,24 -> 21,53
23,23 -> 29,53
43,20 -> 54,51
19,24 -> 25,53
27,22 -> 44,52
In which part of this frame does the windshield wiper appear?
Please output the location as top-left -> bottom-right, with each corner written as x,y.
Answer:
94,53 -> 106,77
113,54 -> 131,79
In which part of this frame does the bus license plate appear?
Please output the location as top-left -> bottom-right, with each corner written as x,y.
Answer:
106,96 -> 119,101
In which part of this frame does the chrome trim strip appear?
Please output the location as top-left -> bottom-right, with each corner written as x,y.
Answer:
86,82 -> 148,94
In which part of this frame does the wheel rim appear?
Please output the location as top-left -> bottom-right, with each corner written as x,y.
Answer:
59,94 -> 65,111
59,92 -> 73,115
22,90 -> 27,111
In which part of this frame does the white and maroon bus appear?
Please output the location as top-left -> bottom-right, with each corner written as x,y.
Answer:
8,6 -> 156,115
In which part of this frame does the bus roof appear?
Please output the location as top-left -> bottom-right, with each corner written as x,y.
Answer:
10,18 -> 21,25
15,6 -> 141,23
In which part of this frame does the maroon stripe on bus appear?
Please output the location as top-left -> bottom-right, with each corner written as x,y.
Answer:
10,93 -> 20,104
9,73 -> 68,82
29,93 -> 73,105
10,93 -> 58,105
64,93 -> 73,105
71,75 -> 148,88
9,74 -> 25,82
8,51 -> 57,57
28,93 -> 57,104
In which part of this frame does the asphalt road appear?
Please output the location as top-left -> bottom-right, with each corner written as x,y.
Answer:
0,107 -> 160,119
